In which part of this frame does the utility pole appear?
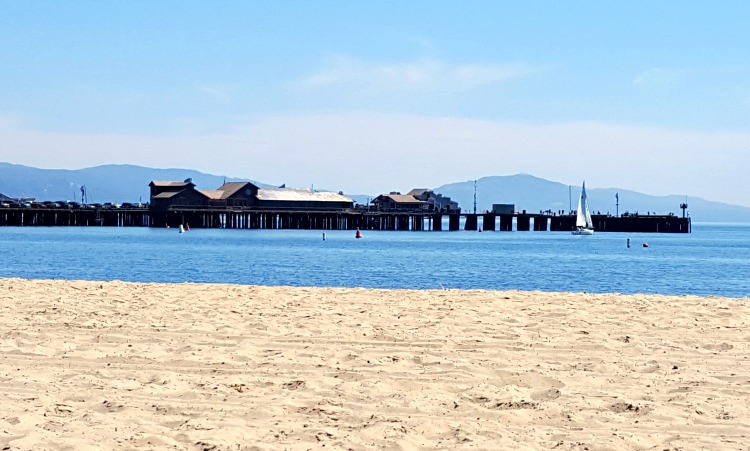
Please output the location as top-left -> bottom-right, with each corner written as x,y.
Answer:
473,180 -> 477,214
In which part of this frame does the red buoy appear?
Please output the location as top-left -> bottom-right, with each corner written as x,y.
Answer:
355,228 -> 362,239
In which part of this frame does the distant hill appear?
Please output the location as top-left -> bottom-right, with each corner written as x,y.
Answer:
434,174 -> 750,223
2,164 -> 747,222
0,163 -> 269,204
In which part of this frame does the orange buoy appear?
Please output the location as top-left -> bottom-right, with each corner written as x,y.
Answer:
355,228 -> 362,239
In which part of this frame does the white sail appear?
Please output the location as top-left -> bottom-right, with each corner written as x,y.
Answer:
574,181 -> 594,234
576,196 -> 586,227
576,182 -> 590,227
582,182 -> 593,228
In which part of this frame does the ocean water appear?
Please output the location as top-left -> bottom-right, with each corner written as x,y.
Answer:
1,224 -> 748,298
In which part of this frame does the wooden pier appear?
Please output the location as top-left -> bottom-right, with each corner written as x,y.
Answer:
154,208 -> 690,233
0,207 -> 150,227
0,207 -> 690,233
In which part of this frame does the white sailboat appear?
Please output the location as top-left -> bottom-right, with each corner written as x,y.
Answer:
572,181 -> 594,235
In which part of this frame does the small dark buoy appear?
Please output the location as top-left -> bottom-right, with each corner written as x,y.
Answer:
627,238 -> 631,248
322,232 -> 326,241
643,243 -> 649,248
355,228 -> 362,239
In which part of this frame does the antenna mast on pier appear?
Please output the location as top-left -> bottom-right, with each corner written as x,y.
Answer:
616,192 -> 619,217
473,180 -> 477,214
80,186 -> 87,205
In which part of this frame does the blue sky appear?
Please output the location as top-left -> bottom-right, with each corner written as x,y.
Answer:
1,1 -> 749,206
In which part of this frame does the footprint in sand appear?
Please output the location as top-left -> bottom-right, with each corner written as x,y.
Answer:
282,380 -> 306,390
531,388 -> 561,401
610,402 -> 652,415
702,342 -> 734,352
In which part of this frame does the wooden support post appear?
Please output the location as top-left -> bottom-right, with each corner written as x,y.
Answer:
499,214 -> 512,231
482,214 -> 496,231
448,214 -> 460,231
517,215 -> 531,231
464,214 -> 478,231
432,214 -> 443,231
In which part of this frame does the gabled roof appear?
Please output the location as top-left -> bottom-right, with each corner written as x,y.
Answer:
216,182 -> 258,199
375,194 -> 425,204
152,191 -> 180,199
149,180 -> 195,188
256,188 -> 353,203
198,190 -> 224,200
153,189 -> 209,199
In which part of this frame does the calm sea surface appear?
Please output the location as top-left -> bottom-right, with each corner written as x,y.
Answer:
1,224 -> 748,297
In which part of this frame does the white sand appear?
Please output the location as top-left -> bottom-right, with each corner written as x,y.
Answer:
1,278 -> 749,450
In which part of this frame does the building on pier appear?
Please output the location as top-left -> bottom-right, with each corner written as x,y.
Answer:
149,180 -> 201,210
407,189 -> 460,212
149,180 -> 354,212
371,189 -> 460,212
204,182 -> 259,208
371,193 -> 428,211
254,188 -> 353,210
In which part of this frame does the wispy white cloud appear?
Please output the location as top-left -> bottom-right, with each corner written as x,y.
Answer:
197,85 -> 233,104
633,68 -> 683,92
296,56 -> 535,92
0,114 -> 26,130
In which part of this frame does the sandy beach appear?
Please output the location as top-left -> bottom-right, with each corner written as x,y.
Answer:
1,278 -> 748,450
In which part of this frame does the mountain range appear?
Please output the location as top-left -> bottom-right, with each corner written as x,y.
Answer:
1,163 -> 748,223
0,163 -> 268,205
434,175 -> 750,223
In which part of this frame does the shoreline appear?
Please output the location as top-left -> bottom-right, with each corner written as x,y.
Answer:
2,278 -> 748,449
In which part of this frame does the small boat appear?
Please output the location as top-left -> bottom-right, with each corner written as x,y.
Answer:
572,181 -> 594,235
